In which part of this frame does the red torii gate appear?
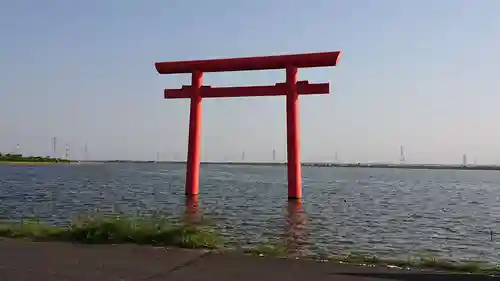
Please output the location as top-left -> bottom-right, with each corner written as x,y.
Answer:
154,51 -> 341,200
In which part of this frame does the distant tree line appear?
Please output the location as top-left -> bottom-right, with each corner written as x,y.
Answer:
0,153 -> 70,163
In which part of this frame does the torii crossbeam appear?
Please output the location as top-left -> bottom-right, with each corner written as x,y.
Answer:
154,51 -> 341,200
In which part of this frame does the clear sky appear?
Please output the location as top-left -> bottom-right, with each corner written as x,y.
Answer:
1,0 -> 499,164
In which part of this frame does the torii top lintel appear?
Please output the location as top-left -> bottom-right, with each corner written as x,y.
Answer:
154,51 -> 341,74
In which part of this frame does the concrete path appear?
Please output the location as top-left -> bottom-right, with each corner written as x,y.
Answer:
0,239 -> 498,281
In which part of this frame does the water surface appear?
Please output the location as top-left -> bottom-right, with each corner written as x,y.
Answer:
1,163 -> 500,263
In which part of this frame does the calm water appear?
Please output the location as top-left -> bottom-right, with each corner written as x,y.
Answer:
1,163 -> 500,263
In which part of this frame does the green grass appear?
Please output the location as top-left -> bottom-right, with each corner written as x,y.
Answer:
0,215 -> 221,249
244,241 -> 287,257
242,243 -> 499,274
325,251 -> 496,274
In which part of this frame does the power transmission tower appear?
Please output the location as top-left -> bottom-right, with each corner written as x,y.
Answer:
399,146 -> 406,164
65,143 -> 70,160
84,143 -> 88,161
272,148 -> 276,162
52,137 -> 57,158
241,151 -> 245,161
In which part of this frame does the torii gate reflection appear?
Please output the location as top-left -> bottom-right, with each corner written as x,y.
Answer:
155,51 -> 341,199
182,197 -> 308,254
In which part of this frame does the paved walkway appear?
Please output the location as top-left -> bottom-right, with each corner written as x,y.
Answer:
0,239 -> 498,281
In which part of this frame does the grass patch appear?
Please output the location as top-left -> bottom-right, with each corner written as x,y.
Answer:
322,251 -> 497,274
244,241 -> 287,257
242,244 -> 499,274
0,215 -> 221,249
418,256 -> 486,273
336,251 -> 381,264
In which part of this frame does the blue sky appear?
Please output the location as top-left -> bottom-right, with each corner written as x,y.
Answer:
1,0 -> 499,164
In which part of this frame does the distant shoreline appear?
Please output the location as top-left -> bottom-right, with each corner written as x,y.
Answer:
4,159 -> 497,171
0,161 -> 100,166
101,160 -> 500,171
0,161 -> 63,165
0,153 -> 74,165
